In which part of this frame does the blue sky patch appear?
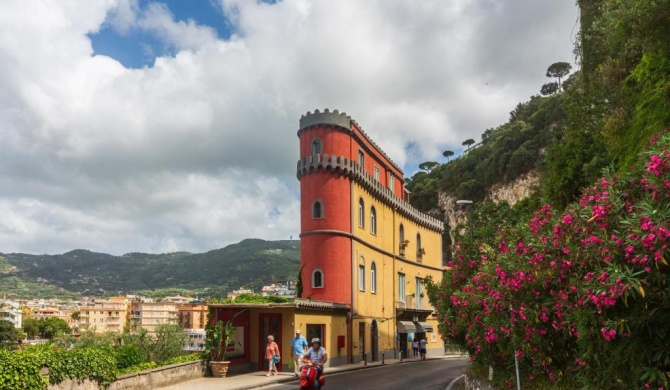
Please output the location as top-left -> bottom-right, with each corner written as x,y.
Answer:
89,0 -> 234,68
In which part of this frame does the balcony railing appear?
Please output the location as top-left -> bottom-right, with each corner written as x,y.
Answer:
401,295 -> 433,311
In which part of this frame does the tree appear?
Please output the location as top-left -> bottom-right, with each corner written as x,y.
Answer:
41,317 -> 71,339
418,161 -> 439,172
462,138 -> 475,150
150,323 -> 186,364
295,264 -> 304,298
0,320 -> 22,349
546,61 -> 572,89
540,81 -> 559,96
442,150 -> 454,161
22,318 -> 40,339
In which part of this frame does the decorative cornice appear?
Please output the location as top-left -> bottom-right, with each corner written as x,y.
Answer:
297,155 -> 444,233
301,229 -> 444,272
298,109 -> 404,174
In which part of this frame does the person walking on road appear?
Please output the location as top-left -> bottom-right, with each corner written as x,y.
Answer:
291,329 -> 308,377
412,340 -> 419,357
419,337 -> 427,360
265,335 -> 280,376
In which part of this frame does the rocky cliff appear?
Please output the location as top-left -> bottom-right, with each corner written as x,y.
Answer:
438,170 -> 541,236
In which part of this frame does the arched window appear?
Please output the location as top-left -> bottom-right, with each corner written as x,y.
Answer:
312,200 -> 323,219
399,224 -> 406,256
416,233 -> 423,261
311,138 -> 322,155
370,206 -> 377,235
358,198 -> 365,229
312,269 -> 324,288
370,262 -> 377,293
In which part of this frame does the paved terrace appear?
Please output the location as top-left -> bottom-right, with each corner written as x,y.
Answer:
158,354 -> 466,390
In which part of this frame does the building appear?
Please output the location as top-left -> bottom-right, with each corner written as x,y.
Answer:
177,304 -> 207,330
184,328 -> 206,352
79,296 -> 130,333
0,300 -> 22,328
227,288 -> 254,300
260,281 -> 297,298
130,300 -> 178,334
210,110 -> 445,373
296,109 -> 445,361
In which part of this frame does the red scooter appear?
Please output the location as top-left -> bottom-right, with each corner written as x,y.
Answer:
299,358 -> 325,390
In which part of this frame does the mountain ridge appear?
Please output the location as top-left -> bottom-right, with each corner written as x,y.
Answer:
0,238 -> 300,299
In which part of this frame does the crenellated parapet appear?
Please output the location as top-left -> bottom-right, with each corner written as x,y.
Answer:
298,109 -> 403,174
297,154 -> 444,232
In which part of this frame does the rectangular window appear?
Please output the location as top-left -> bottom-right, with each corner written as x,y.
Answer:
358,150 -> 365,167
358,265 -> 365,291
416,278 -> 424,309
374,166 -> 380,181
398,273 -> 406,302
306,324 -> 325,348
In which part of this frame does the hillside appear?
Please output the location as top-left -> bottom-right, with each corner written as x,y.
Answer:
0,239 -> 300,299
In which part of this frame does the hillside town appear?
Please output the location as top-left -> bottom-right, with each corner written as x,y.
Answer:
0,280 -> 297,352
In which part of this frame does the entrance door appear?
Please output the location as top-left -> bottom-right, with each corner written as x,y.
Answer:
259,313 -> 282,371
358,322 -> 365,362
371,320 -> 378,361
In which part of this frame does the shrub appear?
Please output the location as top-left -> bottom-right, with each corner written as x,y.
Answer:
429,132 -> 670,388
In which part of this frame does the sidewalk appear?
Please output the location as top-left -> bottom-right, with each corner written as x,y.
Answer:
158,354 -> 466,390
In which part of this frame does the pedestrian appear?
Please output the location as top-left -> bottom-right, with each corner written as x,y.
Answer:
419,337 -> 427,360
291,329 -> 308,377
265,335 -> 280,376
412,339 -> 419,357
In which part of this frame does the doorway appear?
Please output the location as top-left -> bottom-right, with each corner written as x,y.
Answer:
258,313 -> 282,371
371,320 -> 378,361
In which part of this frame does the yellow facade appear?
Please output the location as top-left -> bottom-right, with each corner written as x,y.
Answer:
351,183 -> 444,359
79,297 -> 130,333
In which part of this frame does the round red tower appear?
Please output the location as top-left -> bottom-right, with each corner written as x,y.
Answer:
297,109 -> 354,304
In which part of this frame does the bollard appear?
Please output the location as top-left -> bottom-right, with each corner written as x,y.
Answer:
399,350 -> 403,362
382,352 -> 385,365
363,352 -> 367,365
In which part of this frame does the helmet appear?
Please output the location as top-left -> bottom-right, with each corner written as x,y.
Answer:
311,338 -> 321,344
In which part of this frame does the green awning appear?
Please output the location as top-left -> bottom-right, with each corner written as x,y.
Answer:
397,321 -> 416,333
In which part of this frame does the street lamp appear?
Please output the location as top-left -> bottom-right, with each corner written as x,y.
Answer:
456,200 -> 474,241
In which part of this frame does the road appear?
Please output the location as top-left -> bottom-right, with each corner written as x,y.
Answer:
261,357 -> 469,390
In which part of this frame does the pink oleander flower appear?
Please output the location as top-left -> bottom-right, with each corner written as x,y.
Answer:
601,327 -> 617,341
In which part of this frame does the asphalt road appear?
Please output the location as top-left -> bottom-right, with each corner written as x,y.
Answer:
262,357 -> 469,390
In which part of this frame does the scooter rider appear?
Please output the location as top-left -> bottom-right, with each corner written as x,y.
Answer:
304,338 -> 327,378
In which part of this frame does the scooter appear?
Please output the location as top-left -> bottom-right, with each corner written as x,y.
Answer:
299,358 -> 325,390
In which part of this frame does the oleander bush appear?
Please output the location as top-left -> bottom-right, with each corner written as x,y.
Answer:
429,133 -> 670,389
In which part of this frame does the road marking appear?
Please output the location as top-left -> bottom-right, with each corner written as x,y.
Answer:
445,374 -> 465,390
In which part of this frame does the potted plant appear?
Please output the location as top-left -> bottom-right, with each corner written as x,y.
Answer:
204,319 -> 238,377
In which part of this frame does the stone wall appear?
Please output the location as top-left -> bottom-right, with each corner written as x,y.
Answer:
47,360 -> 206,390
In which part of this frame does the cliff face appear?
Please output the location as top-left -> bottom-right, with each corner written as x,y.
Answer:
438,170 -> 541,236
486,170 -> 540,205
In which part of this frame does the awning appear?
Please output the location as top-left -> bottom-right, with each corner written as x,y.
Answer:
397,321 -> 416,333
415,322 -> 434,333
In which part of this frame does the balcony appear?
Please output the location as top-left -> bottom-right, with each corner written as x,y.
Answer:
397,295 -> 433,312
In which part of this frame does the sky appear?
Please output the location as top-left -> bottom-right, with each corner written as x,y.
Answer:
0,0 -> 579,255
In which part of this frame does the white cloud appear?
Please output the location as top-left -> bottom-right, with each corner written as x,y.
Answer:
0,0 -> 577,254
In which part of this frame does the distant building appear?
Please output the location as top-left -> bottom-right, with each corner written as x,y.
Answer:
184,328 -> 206,352
163,295 -> 193,305
0,300 -> 22,328
79,296 -> 130,333
227,288 -> 254,300
177,304 -> 207,330
130,300 -> 178,334
260,281 -> 297,298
